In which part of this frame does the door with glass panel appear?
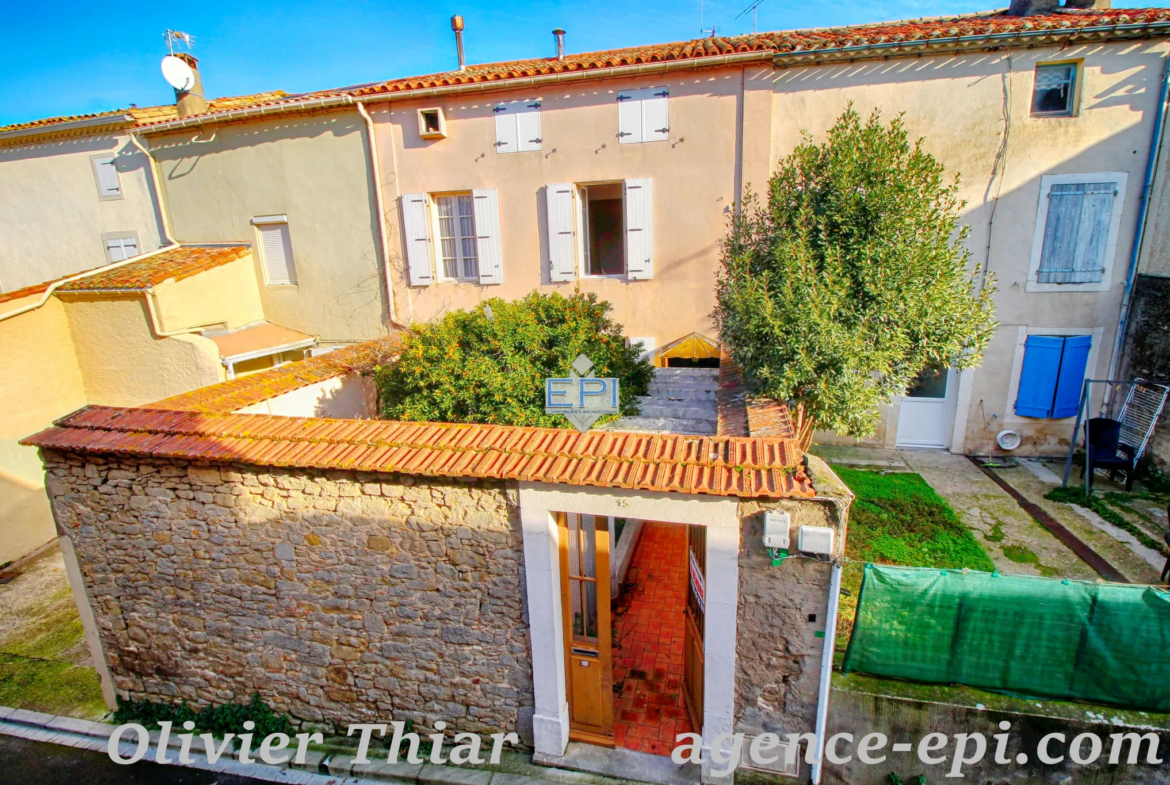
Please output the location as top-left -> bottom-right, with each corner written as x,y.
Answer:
895,364 -> 956,449
558,513 -> 614,744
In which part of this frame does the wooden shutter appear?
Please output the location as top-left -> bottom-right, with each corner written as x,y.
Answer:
623,178 -> 653,280
516,101 -> 542,152
643,87 -> 670,142
259,223 -> 297,285
546,183 -> 577,282
494,103 -> 518,154
617,91 -> 641,144
1038,183 -> 1115,284
472,189 -> 503,285
400,193 -> 433,286
1014,335 -> 1064,418
1051,336 -> 1092,419
93,156 -> 121,197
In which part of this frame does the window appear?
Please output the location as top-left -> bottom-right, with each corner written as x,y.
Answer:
616,87 -> 669,144
102,233 -> 138,262
399,190 -> 503,287
436,194 -> 479,281
252,216 -> 297,285
1032,63 -> 1078,117
1015,335 -> 1092,419
1028,173 -> 1126,291
417,108 -> 446,139
494,100 -> 541,153
546,179 -> 654,282
91,155 -> 122,200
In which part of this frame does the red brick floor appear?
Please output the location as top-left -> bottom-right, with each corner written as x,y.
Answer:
611,521 -> 695,757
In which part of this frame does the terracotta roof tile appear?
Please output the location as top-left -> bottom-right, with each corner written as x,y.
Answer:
54,244 -> 251,292
24,404 -> 813,499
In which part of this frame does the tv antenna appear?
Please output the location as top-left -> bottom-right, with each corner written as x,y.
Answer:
699,0 -> 716,38
161,30 -> 197,92
163,29 -> 195,55
735,0 -> 766,33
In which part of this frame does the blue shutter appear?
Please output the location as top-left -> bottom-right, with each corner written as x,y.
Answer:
1051,335 -> 1092,419
1015,336 -> 1064,418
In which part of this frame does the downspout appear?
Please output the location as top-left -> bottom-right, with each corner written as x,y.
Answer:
356,101 -> 407,329
127,132 -> 175,245
1105,53 -> 1170,403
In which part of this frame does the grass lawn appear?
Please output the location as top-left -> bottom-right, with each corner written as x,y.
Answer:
832,467 -> 995,659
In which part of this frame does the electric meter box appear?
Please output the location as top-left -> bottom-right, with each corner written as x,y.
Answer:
762,511 -> 790,549
797,525 -> 835,556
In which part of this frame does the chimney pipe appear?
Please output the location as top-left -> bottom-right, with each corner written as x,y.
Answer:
451,15 -> 466,71
1007,0 -> 1059,15
173,53 -> 208,117
553,29 -> 566,61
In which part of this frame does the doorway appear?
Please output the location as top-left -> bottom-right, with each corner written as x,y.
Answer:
895,364 -> 957,449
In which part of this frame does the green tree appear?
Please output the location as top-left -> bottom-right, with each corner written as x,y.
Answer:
714,107 -> 996,438
376,291 -> 653,427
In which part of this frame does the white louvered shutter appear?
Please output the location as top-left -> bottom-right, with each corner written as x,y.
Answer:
494,103 -> 518,154
104,237 -> 137,262
94,156 -> 121,197
546,183 -> 577,282
624,178 -> 653,280
400,193 -> 434,286
516,101 -> 542,152
259,223 -> 297,285
642,87 -> 669,142
472,189 -> 503,285
617,91 -> 642,144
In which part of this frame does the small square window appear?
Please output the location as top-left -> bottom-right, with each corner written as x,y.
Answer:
1032,63 -> 1078,117
417,108 -> 447,139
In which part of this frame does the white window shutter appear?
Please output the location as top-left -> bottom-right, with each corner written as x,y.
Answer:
546,183 -> 577,282
624,178 -> 653,280
472,189 -> 503,285
516,102 -> 542,152
94,156 -> 121,197
494,103 -> 518,154
400,193 -> 434,286
617,91 -> 642,144
259,223 -> 297,285
643,87 -> 669,142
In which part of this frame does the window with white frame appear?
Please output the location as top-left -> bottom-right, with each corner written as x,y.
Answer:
616,87 -> 669,144
435,194 -> 479,281
494,100 -> 541,153
253,216 -> 297,286
91,155 -> 123,200
102,233 -> 138,262
1028,173 -> 1126,291
1032,63 -> 1078,117
546,178 -> 654,282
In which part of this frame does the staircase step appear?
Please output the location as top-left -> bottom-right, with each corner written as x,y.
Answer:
653,368 -> 720,378
648,380 -> 719,393
637,404 -> 716,420
601,416 -> 717,436
644,386 -> 718,400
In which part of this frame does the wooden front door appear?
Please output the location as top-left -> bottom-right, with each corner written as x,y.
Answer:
558,513 -> 614,745
683,524 -> 705,733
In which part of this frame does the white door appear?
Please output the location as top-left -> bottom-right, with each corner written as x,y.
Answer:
895,366 -> 956,449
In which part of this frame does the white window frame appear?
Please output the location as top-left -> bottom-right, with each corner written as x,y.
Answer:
1003,325 -> 1103,424
431,192 -> 480,282
100,231 -> 140,262
417,107 -> 447,140
1031,61 -> 1081,118
1026,172 -> 1127,293
90,154 -> 123,201
252,215 -> 298,286
577,182 -> 627,279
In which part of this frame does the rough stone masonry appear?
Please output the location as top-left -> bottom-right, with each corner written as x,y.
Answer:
40,450 -> 535,738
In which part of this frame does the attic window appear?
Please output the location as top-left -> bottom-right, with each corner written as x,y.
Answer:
1032,63 -> 1078,117
418,108 -> 447,139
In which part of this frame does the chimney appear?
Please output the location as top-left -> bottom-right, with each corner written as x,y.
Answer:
1006,0 -> 1059,15
173,52 -> 208,117
1064,0 -> 1111,8
553,29 -> 566,61
451,16 -> 466,71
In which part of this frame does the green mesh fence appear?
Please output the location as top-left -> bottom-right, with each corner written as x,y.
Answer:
841,564 -> 1170,712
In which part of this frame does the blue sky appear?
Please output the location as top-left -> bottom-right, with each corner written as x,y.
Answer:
2,0 -> 1166,126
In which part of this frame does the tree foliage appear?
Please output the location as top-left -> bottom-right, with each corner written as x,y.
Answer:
376,291 -> 653,427
714,107 -> 996,437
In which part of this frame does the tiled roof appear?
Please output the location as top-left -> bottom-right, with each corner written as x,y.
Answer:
24,405 -> 814,499
55,245 -> 250,292
0,91 -> 286,137
150,339 -> 399,413
715,359 -> 797,439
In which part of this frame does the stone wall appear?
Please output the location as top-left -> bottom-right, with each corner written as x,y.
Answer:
41,450 -> 534,738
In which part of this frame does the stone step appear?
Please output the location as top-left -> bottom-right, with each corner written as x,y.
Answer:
636,394 -> 716,408
653,367 -> 720,378
648,380 -> 719,393
602,416 -> 718,436
636,403 -> 717,420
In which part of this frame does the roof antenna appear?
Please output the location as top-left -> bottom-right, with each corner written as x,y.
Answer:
700,0 -> 716,37
735,0 -> 766,33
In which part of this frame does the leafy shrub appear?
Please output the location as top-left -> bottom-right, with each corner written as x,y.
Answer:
113,693 -> 292,737
377,292 -> 654,427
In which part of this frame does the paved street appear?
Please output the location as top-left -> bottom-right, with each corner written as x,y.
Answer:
0,734 -> 266,785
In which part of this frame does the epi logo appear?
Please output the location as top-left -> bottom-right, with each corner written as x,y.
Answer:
545,354 -> 620,433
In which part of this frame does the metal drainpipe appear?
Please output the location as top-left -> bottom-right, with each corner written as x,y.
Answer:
356,101 -> 407,329
128,132 -> 175,245
1105,54 -> 1170,405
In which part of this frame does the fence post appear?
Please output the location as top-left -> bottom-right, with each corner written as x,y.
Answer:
1062,379 -> 1090,489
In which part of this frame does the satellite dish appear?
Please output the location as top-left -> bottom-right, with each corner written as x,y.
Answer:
161,55 -> 196,91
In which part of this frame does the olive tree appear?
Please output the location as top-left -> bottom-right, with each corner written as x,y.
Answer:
714,107 -> 996,439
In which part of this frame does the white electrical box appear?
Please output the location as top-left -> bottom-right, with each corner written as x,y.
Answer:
797,525 -> 835,556
763,511 -> 790,549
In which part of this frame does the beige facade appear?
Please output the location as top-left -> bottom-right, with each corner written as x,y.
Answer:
145,114 -> 386,342
0,135 -> 165,292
